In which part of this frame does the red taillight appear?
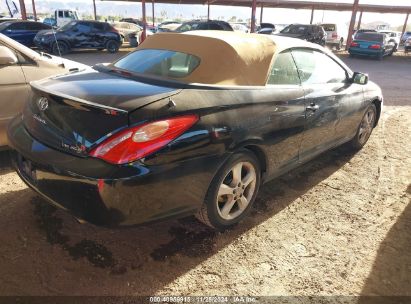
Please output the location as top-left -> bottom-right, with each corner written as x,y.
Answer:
90,114 -> 199,164
332,32 -> 338,38
350,42 -> 359,47
369,44 -> 381,49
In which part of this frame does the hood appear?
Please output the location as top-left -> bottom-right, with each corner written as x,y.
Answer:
31,68 -> 181,112
38,53 -> 88,72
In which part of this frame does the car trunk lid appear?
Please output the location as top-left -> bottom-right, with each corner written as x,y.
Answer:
23,69 -> 180,157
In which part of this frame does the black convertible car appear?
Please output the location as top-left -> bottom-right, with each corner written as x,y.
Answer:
8,31 -> 383,230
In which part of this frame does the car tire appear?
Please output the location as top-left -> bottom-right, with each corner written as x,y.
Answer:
393,43 -> 398,52
349,104 -> 377,150
106,40 -> 120,53
52,41 -> 69,55
196,150 -> 261,231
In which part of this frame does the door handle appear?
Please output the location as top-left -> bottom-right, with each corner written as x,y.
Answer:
306,103 -> 319,111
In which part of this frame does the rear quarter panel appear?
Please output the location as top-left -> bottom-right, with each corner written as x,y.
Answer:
130,86 -> 306,180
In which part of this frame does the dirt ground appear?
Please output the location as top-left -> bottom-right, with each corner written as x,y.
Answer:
0,53 -> 410,298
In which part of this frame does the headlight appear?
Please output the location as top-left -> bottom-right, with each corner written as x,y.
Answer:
41,37 -> 45,42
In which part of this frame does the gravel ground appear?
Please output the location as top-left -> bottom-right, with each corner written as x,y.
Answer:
0,52 -> 409,297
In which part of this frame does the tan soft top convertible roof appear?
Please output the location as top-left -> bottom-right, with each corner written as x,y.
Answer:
138,31 -> 277,86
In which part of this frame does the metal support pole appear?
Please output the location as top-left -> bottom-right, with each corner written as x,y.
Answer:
260,4 -> 263,24
310,6 -> 314,24
19,0 -> 27,20
93,0 -> 97,20
207,1 -> 210,21
141,0 -> 147,43
32,0 -> 37,21
357,11 -> 363,30
152,0 -> 155,26
401,13 -> 409,42
250,0 -> 257,33
346,0 -> 359,50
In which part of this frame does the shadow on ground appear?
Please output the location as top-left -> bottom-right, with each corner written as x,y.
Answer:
0,144 -> 357,295
359,185 -> 411,300
0,150 -> 12,174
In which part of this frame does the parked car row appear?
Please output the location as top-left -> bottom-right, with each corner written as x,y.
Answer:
1,16 -> 409,59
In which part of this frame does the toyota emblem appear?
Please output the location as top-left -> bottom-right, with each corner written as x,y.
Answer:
38,97 -> 49,111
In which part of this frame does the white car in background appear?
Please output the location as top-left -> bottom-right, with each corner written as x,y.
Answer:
0,33 -> 87,148
379,30 -> 402,51
321,23 -> 348,50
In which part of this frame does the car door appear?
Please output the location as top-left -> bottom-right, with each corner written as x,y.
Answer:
91,22 -> 107,47
263,50 -> 306,177
292,48 -> 352,161
71,22 -> 93,48
0,43 -> 29,146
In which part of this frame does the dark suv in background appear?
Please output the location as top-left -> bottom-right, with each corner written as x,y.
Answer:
277,24 -> 326,46
34,20 -> 122,55
175,20 -> 233,32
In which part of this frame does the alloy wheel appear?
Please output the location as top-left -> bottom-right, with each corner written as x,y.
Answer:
216,161 -> 257,220
358,107 -> 376,145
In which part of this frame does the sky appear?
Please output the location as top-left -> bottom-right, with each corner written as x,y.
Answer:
1,0 -> 410,28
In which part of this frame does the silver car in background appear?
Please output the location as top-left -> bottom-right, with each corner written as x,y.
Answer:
321,23 -> 348,50
112,21 -> 142,43
0,33 -> 86,148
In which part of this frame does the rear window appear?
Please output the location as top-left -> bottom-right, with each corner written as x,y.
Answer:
176,22 -> 199,32
113,49 -> 200,79
322,24 -> 335,31
355,33 -> 384,42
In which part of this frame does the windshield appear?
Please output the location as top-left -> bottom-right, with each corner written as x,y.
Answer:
281,25 -> 309,34
355,33 -> 384,42
59,21 -> 76,31
113,49 -> 200,79
0,22 -> 12,31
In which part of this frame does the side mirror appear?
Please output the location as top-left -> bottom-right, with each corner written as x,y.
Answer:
0,46 -> 18,65
352,72 -> 369,85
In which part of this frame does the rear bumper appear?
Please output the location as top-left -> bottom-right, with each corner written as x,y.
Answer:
8,116 -> 223,226
348,47 -> 383,57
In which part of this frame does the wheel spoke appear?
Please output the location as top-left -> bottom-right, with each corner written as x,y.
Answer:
237,196 -> 249,211
218,184 -> 234,197
221,197 -> 236,218
231,163 -> 243,185
242,171 -> 256,187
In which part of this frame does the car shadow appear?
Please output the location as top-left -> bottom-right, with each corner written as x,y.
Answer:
358,184 -> 411,301
0,150 -> 13,174
0,144 -> 358,295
